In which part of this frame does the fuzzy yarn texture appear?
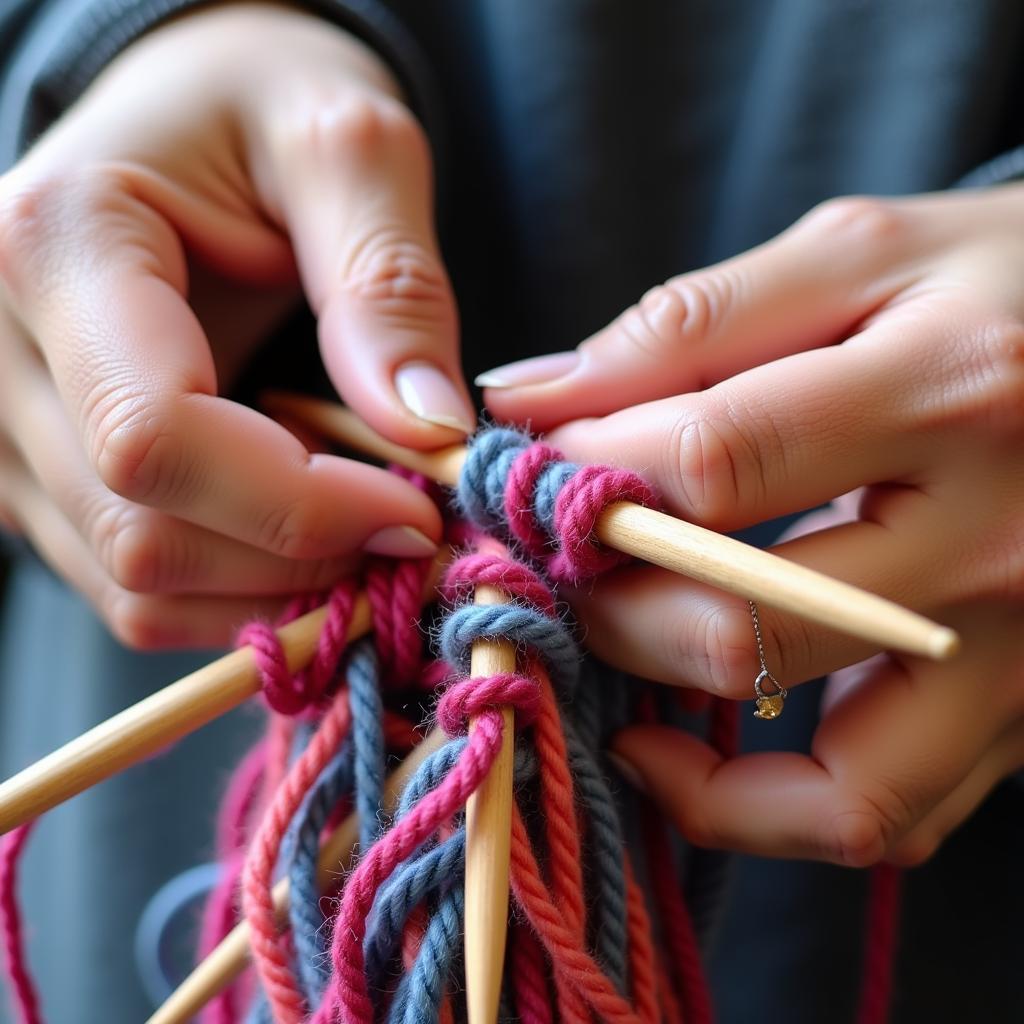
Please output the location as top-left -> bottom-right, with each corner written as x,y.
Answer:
0,426 -> 904,1024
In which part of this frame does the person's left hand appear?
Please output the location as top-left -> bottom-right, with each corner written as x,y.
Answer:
479,186 -> 1024,866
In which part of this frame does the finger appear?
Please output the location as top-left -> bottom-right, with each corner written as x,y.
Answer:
481,197 -> 921,429
1,335 -> 358,595
0,171 -> 442,559
885,733 -> 1020,866
1,453 -> 288,649
544,304 -> 971,533
612,644 -> 1002,864
569,498 -> 969,697
247,88 -> 475,445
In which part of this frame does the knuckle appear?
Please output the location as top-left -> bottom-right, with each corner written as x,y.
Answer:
824,808 -> 888,868
798,195 -> 906,248
301,92 -> 425,165
101,512 -> 194,594
342,235 -> 453,329
612,270 -> 744,358
666,403 -> 765,529
691,602 -> 760,697
104,593 -> 165,651
886,834 -> 938,868
89,393 -> 193,507
0,175 -> 62,294
824,781 -> 915,867
975,320 -> 1024,438
255,500 -> 321,560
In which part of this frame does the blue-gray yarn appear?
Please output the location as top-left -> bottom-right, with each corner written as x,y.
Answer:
397,738 -> 468,818
439,603 -> 580,693
455,427 -> 531,529
532,461 -> 577,537
282,744 -> 354,1005
454,427 -> 580,550
563,713 -> 630,994
365,739 -> 539,987
348,640 -> 386,850
364,831 -> 466,979
388,885 -> 465,1024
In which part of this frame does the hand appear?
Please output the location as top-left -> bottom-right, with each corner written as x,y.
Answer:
0,4 -> 474,649
481,190 -> 1024,866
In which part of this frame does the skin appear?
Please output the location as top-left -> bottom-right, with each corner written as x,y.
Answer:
1,5 -> 1021,868
484,189 -> 1024,867
0,3 -> 475,648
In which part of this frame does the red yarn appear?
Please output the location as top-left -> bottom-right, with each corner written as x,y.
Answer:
504,443 -> 563,557
531,667 -> 589,1024
856,864 -> 903,1024
656,960 -> 685,1024
510,806 -> 642,1024
641,800 -> 714,1024
624,856 -> 661,1024
242,691 -> 352,1024
317,709 -> 507,1024
708,697 -> 739,759
510,923 -> 555,1024
0,822 -> 41,1024
549,464 -> 658,583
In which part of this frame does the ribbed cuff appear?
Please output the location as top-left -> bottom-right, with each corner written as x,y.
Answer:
955,145 -> 1024,188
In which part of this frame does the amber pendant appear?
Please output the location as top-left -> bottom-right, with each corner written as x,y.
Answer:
753,693 -> 785,719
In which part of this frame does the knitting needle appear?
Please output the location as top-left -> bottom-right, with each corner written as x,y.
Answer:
265,392 -> 960,661
464,584 -> 517,1024
147,727 -> 448,1024
0,552 -> 449,836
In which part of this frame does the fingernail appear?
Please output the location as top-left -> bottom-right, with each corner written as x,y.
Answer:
607,752 -> 649,794
364,525 -> 438,558
474,350 -> 580,389
395,361 -> 476,434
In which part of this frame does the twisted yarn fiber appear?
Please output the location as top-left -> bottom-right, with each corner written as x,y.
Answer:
457,428 -> 659,583
0,427 -> 905,1024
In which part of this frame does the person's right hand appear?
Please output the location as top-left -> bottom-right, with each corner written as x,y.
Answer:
0,3 -> 474,649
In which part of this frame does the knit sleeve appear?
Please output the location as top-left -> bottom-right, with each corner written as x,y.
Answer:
0,0 -> 442,171
956,145 -> 1024,188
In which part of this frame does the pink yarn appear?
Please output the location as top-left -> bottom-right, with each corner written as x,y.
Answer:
0,822 -> 41,1024
504,443 -> 562,557
436,672 -> 541,734
365,559 -> 429,685
237,581 -> 357,716
440,553 -> 557,617
549,463 -> 658,583
316,709 -> 506,1024
197,739 -> 267,1024
242,692 -> 352,1024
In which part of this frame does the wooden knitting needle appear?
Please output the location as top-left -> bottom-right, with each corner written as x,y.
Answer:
265,392 -> 960,661
147,727 -> 448,1024
0,552 -> 449,836
465,585 -> 516,1024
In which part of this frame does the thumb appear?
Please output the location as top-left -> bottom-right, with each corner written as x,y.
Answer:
251,87 -> 474,446
480,198 -> 915,432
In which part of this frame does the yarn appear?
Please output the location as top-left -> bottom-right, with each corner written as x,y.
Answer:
0,424 -> 908,1024
0,822 -> 41,1024
456,427 -> 659,583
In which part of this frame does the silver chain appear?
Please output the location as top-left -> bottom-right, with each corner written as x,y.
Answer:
748,599 -> 785,698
